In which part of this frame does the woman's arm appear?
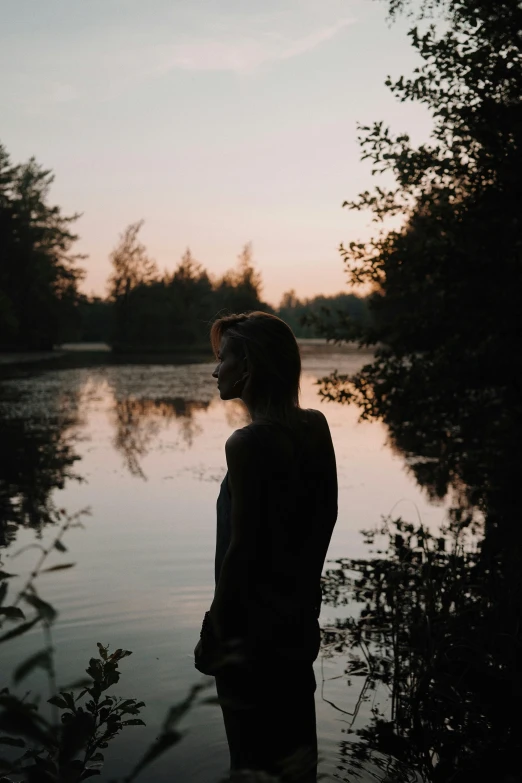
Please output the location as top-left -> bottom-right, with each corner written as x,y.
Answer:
209,429 -> 262,642
315,409 -> 338,521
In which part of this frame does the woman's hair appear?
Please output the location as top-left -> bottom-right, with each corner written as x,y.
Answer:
210,311 -> 301,423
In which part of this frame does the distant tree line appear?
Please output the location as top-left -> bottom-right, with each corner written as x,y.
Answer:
72,221 -> 370,350
101,223 -> 271,351
0,145 -> 369,352
277,288 -> 370,339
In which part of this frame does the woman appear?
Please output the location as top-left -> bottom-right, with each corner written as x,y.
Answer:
195,311 -> 338,782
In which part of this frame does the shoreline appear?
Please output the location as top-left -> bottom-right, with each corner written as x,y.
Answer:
0,339 -> 372,376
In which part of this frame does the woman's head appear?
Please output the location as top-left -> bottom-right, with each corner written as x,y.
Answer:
210,311 -> 301,422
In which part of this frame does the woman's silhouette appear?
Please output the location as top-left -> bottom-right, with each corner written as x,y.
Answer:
195,311 -> 338,782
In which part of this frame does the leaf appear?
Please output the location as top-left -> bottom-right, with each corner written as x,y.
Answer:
162,683 -> 207,732
124,684 -> 205,782
32,755 -> 57,775
11,544 -> 45,559
115,699 -> 143,715
60,711 -> 96,762
0,698 -> 53,746
124,731 -> 184,782
0,737 -> 25,747
86,658 -> 103,681
13,649 -> 52,684
96,643 -> 108,661
22,594 -> 57,623
121,719 -> 145,726
0,617 -> 40,644
108,648 -> 132,662
40,563 -> 75,573
0,607 -> 25,622
48,695 -> 68,709
54,540 -> 67,553
60,692 -> 76,711
0,583 -> 7,607
80,771 -> 101,780
0,572 -> 17,580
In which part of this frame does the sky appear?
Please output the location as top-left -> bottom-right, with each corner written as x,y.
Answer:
0,0 -> 434,307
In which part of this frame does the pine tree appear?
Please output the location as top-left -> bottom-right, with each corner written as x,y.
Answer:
0,144 -> 85,350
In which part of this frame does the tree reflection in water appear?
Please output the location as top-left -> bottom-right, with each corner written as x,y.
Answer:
111,397 -> 205,478
0,379 -> 83,546
111,392 -> 249,479
319,387 -> 521,783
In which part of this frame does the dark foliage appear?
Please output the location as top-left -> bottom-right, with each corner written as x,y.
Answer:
0,511 -> 211,783
314,0 -> 522,780
278,290 -> 370,340
321,515 -> 519,783
0,145 -> 85,351
107,229 -> 272,352
0,384 -> 82,545
71,297 -> 113,344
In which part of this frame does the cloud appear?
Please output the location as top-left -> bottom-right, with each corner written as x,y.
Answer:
0,5 -> 357,111
150,16 -> 355,74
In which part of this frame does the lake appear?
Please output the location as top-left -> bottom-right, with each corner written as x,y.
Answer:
0,341 -> 446,782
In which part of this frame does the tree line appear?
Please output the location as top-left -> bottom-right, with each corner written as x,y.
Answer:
0,156 -> 369,352
73,223 -> 371,350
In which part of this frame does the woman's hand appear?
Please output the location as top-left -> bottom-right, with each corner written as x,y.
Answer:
194,610 -> 247,675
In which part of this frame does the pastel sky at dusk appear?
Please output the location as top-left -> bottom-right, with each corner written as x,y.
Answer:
0,0 -> 434,307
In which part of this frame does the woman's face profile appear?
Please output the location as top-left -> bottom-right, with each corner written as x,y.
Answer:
212,335 -> 247,400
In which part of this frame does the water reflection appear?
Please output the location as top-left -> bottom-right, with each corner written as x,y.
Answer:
0,378 -> 83,545
112,397 -> 209,478
321,387 -> 520,782
105,365 -> 250,479
110,395 -> 250,479
2,351 -> 481,782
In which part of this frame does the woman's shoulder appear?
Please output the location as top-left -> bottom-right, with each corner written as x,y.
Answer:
298,408 -> 330,436
233,408 -> 329,431
226,408 -> 329,439
225,426 -> 251,452
302,407 -> 327,423
231,409 -> 330,447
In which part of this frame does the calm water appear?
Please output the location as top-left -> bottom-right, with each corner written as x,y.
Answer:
0,342 -> 445,782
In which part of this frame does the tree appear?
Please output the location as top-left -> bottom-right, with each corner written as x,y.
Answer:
107,221 -> 157,302
316,0 -> 522,507
168,248 -> 214,345
0,144 -> 85,350
212,243 -> 270,315
277,290 -> 370,338
279,289 -> 301,311
73,294 -> 112,343
106,239 -> 271,351
107,221 -> 159,350
170,248 -> 203,285
313,2 -> 522,778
